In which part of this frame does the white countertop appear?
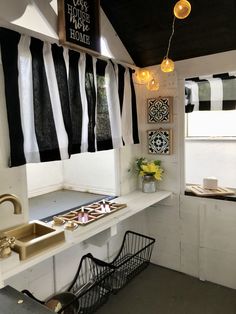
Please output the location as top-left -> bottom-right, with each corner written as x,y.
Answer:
1,190 -> 172,281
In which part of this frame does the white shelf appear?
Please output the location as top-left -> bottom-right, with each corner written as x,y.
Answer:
1,190 -> 172,281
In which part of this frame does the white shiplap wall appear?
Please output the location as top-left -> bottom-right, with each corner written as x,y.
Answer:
141,52 -> 236,290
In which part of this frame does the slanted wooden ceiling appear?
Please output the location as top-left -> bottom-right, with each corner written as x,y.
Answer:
100,0 -> 236,67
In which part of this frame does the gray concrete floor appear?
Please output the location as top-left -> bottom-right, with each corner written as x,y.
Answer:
96,264 -> 236,314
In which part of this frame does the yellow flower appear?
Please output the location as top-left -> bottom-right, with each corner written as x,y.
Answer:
154,167 -> 163,181
136,157 -> 164,181
140,162 -> 163,180
141,163 -> 156,174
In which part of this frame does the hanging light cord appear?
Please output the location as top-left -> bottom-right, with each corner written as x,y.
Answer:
165,16 -> 176,58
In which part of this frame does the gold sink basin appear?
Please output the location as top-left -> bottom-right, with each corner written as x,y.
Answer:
3,221 -> 65,260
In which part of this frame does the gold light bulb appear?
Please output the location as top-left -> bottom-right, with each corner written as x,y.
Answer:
174,0 -> 191,19
161,57 -> 175,73
147,78 -> 159,91
134,69 -> 152,84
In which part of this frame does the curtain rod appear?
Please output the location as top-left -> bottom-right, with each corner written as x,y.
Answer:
0,18 -> 138,70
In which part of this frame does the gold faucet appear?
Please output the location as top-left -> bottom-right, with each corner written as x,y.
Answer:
0,194 -> 22,214
0,235 -> 15,258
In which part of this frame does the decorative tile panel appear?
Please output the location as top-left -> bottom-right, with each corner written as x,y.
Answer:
147,97 -> 173,123
147,129 -> 172,155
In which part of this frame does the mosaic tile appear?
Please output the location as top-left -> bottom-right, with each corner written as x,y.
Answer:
147,97 -> 172,123
147,129 -> 172,155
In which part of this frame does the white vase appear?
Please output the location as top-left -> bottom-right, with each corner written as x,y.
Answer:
142,175 -> 156,193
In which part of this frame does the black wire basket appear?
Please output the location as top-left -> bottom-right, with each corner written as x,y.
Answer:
105,230 -> 156,292
21,231 -> 155,313
22,253 -> 115,314
65,253 -> 115,314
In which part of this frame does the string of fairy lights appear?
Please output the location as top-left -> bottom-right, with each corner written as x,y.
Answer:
134,0 -> 191,91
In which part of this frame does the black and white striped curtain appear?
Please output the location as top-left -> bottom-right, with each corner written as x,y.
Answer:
185,73 -> 236,113
0,28 -> 139,167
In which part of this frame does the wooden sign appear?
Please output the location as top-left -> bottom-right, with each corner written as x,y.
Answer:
58,0 -> 100,54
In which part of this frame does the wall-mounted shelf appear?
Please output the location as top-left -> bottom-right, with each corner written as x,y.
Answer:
0,190 -> 172,282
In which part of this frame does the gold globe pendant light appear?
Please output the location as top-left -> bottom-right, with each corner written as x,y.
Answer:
134,68 -> 152,84
161,0 -> 191,73
161,17 -> 176,73
161,57 -> 175,73
174,0 -> 191,19
147,78 -> 160,91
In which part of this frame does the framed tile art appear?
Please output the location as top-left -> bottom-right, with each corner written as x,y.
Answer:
147,97 -> 173,123
147,129 -> 172,155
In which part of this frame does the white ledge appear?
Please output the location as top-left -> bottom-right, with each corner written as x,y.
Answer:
1,190 -> 172,281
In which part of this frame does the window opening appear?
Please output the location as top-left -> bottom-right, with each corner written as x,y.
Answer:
185,73 -> 236,191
